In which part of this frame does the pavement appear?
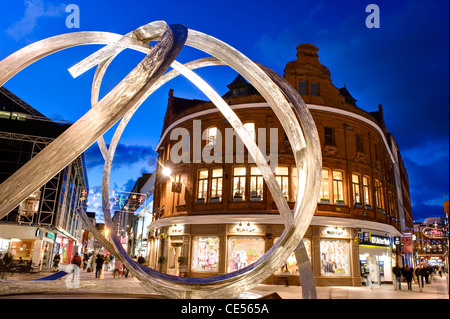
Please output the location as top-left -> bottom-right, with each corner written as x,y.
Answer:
1,267 -> 449,300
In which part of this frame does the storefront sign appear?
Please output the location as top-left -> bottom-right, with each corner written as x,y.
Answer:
394,237 -> 401,245
320,226 -> 349,238
46,232 -> 55,239
370,235 -> 390,246
169,224 -> 185,234
228,223 -> 264,235
422,227 -> 445,238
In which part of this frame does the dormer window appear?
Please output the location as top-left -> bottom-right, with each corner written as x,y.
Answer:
299,80 -> 308,94
311,82 -> 320,96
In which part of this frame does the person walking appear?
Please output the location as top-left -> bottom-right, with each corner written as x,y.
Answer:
104,254 -> 110,271
393,263 -> 402,290
113,259 -> 123,278
71,252 -> 82,267
95,253 -> 105,279
52,253 -> 61,272
402,265 -> 414,291
424,264 -> 430,284
83,253 -> 89,271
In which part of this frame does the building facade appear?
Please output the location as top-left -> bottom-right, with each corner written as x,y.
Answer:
0,87 -> 88,270
148,44 -> 413,286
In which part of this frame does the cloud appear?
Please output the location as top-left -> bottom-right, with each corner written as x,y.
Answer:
84,143 -> 158,171
6,0 -> 66,40
403,153 -> 449,221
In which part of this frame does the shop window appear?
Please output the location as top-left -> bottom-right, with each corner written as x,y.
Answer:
227,236 -> 265,272
210,168 -> 223,201
243,122 -> 256,141
363,176 -> 371,206
324,127 -> 334,145
206,127 -> 218,146
179,174 -> 187,205
311,82 -> 320,96
233,167 -> 246,200
332,170 -> 344,203
319,168 -> 330,202
375,179 -> 384,209
320,239 -> 350,276
191,236 -> 219,272
274,237 -> 311,275
250,166 -> 264,200
298,80 -> 308,94
352,173 -> 362,205
388,191 -> 398,219
197,169 -> 209,201
275,166 -> 289,200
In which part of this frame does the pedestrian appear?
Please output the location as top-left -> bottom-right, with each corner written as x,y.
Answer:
83,253 -> 89,271
402,265 -> 414,291
438,266 -> 443,278
424,265 -> 430,284
71,252 -> 82,268
137,255 -> 145,265
89,253 -> 96,272
113,259 -> 123,278
52,253 -> 61,272
418,264 -> 427,288
393,263 -> 402,290
104,254 -> 110,271
95,253 -> 105,279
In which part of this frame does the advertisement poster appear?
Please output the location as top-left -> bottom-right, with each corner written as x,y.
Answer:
401,237 -> 414,253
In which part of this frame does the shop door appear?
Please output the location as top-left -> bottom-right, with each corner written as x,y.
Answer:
367,255 -> 381,287
168,244 -> 181,276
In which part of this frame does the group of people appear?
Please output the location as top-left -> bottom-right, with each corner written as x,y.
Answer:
393,263 -> 445,291
64,252 -> 147,279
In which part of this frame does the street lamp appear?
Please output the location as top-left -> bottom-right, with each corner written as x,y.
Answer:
162,166 -> 172,177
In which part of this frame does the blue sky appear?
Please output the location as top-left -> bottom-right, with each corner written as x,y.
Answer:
1,0 -> 448,221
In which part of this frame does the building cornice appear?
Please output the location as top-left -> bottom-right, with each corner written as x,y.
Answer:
148,214 -> 403,237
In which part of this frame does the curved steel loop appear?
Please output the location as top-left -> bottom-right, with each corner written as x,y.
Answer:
0,24 -> 187,219
75,21 -> 320,298
0,21 -> 321,299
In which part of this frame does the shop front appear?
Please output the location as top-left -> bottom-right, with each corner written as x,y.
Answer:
152,220 -> 364,286
0,224 -> 48,267
53,234 -> 74,265
358,232 -> 393,286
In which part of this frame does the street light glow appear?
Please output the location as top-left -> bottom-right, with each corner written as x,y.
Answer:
162,166 -> 172,177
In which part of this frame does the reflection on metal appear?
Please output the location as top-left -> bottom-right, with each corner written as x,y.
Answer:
0,21 -> 321,299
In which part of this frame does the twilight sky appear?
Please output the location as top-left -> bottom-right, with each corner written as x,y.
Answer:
1,0 -> 448,221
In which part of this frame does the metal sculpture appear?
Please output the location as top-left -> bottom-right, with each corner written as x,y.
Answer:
0,21 -> 322,299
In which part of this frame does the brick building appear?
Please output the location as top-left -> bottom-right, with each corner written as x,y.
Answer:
147,44 -> 413,287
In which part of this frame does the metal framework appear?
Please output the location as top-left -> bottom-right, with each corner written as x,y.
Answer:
0,21 -> 322,299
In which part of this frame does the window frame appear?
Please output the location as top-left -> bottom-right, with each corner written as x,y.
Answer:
352,173 -> 362,205
197,169 -> 209,201
232,166 -> 247,200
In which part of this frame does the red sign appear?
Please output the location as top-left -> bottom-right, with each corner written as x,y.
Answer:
422,227 -> 445,238
401,237 -> 413,253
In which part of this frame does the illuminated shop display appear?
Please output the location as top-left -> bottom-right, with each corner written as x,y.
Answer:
274,237 -> 311,275
191,236 -> 220,272
320,239 -> 350,276
227,236 -> 265,272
